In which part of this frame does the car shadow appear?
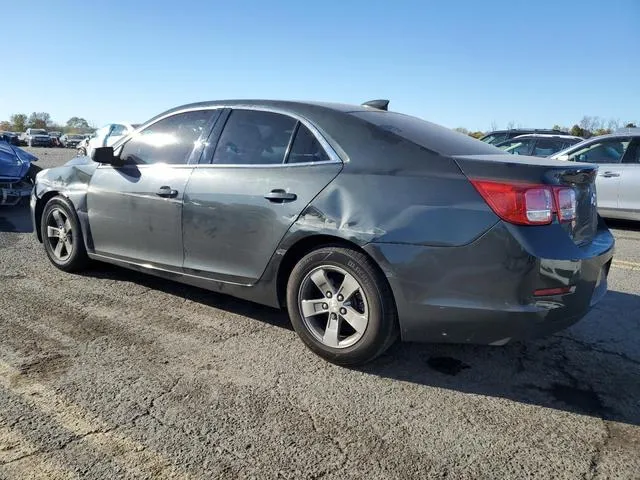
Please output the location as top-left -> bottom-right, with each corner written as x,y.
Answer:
604,218 -> 640,232
80,261 -> 640,426
80,262 -> 293,331
359,289 -> 640,427
0,203 -> 33,233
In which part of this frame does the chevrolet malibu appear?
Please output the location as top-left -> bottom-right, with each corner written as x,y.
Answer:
31,100 -> 615,365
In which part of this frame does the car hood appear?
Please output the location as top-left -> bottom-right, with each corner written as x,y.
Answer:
0,142 -> 36,180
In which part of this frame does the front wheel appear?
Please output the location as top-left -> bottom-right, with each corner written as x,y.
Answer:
286,246 -> 398,366
41,196 -> 89,272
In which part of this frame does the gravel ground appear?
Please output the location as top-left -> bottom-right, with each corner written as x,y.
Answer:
1,148 -> 639,479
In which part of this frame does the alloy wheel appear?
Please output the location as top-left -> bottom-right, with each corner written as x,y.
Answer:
298,265 -> 369,348
46,208 -> 73,261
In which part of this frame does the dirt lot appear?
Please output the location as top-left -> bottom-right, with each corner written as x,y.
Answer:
1,148 -> 639,479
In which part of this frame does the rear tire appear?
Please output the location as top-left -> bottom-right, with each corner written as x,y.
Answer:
286,246 -> 398,366
41,196 -> 89,272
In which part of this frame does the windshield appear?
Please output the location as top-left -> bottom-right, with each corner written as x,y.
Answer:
31,129 -> 47,135
352,111 -> 503,156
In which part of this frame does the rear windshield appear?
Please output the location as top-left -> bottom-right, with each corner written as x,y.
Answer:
351,111 -> 503,156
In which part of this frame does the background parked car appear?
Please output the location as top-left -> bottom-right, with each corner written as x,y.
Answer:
480,128 -> 569,145
495,134 -> 583,157
0,141 -> 40,205
0,131 -> 21,146
551,129 -> 640,221
21,128 -> 52,147
60,134 -> 85,148
77,123 -> 138,157
48,131 -> 63,147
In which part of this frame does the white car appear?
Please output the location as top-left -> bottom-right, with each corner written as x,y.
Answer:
551,129 -> 640,221
77,123 -> 138,157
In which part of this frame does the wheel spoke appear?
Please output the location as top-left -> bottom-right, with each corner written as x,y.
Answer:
47,226 -> 62,238
300,299 -> 327,318
64,218 -> 72,232
337,273 -> 360,301
310,269 -> 335,297
63,239 -> 73,255
341,306 -> 368,334
52,210 -> 64,226
54,240 -> 64,258
322,315 -> 340,347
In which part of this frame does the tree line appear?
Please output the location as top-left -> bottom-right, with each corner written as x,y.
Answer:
3,111 -> 638,139
456,116 -> 637,140
0,113 -> 95,134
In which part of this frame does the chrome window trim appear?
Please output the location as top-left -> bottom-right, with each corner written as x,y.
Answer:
113,104 -> 345,167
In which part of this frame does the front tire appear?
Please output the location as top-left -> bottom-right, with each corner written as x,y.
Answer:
41,196 -> 89,272
286,246 -> 398,366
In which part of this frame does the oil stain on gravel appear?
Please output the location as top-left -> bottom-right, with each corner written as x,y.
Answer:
427,356 -> 471,376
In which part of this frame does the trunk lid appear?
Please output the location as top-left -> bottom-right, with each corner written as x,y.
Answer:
453,154 -> 598,246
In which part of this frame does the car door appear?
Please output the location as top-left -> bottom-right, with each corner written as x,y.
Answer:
87,109 -> 217,269
617,138 -> 640,216
566,137 -> 631,212
182,108 -> 342,284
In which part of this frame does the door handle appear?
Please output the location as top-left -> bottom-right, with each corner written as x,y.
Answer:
156,186 -> 178,198
600,171 -> 620,178
264,189 -> 297,203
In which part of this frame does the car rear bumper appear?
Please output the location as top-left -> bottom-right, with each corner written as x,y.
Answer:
364,219 -> 614,345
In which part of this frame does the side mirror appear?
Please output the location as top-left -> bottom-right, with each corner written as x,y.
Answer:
556,154 -> 570,161
91,146 -> 122,166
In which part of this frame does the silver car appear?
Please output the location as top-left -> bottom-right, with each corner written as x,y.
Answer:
551,129 -> 640,221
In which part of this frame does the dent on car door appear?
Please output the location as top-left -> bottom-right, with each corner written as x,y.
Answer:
618,139 -> 640,216
86,109 -> 216,268
182,109 -> 342,284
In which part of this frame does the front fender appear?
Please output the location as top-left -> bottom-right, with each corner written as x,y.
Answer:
32,160 -> 97,247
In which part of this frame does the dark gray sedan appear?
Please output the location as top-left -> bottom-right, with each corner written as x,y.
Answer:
30,100 -> 615,365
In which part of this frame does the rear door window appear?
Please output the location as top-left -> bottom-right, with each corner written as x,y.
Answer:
568,138 -> 631,164
481,133 -> 508,145
286,124 -> 330,164
621,139 -> 640,164
533,139 -> 564,156
212,110 -> 297,165
501,139 -> 534,155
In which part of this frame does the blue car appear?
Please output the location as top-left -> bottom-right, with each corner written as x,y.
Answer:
0,141 -> 39,206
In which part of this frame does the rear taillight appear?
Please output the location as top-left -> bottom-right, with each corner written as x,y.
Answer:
470,180 -> 577,226
554,188 -> 576,222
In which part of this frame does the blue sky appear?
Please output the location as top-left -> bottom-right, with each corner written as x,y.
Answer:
2,0 -> 638,131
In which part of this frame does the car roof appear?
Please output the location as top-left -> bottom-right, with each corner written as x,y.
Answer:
483,128 -> 568,135
511,134 -> 583,140
150,99 -> 372,119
